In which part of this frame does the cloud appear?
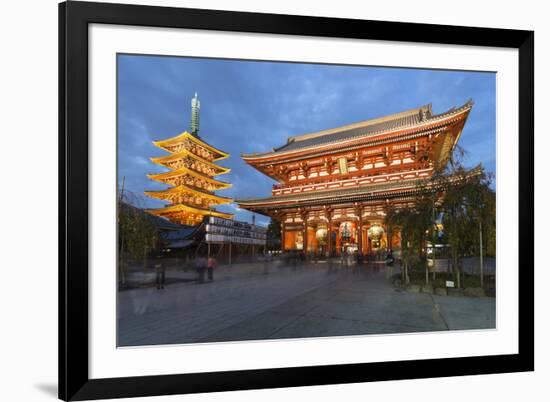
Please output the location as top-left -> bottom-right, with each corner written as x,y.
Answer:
118,55 -> 496,213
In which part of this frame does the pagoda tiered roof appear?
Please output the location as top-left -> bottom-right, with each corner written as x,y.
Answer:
147,167 -> 232,190
144,184 -> 233,205
145,109 -> 233,226
153,131 -> 229,161
145,204 -> 233,224
150,148 -> 231,176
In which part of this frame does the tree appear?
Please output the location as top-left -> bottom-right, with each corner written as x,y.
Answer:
266,218 -> 282,251
384,203 -> 398,253
456,168 -> 495,287
394,143 -> 496,288
390,198 -> 433,285
437,159 -> 495,288
118,191 -> 159,285
480,189 -> 496,257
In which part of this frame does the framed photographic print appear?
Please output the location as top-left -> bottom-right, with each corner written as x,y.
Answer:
59,1 -> 534,400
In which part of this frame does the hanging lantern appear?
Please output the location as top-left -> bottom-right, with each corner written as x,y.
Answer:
295,231 -> 304,250
340,221 -> 353,242
316,227 -> 328,245
368,224 -> 384,241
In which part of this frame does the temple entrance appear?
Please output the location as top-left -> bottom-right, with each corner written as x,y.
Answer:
281,219 -> 400,260
336,221 -> 358,255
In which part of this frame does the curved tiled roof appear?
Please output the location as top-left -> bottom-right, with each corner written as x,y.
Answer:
147,167 -> 232,189
236,177 -> 426,208
144,184 -> 233,204
153,131 -> 229,161
242,100 -> 472,159
145,203 -> 234,219
150,148 -> 231,174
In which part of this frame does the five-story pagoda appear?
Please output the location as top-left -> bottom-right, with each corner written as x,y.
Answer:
145,93 -> 233,226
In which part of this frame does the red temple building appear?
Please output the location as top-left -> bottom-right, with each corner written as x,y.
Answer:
237,101 -> 473,257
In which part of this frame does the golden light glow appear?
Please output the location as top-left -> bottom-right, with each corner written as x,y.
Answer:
146,200 -> 234,226
147,167 -> 232,190
146,203 -> 233,219
152,131 -> 229,161
150,148 -> 231,176
145,127 -> 233,226
144,184 -> 233,204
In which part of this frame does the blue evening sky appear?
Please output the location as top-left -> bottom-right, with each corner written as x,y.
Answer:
118,54 -> 496,227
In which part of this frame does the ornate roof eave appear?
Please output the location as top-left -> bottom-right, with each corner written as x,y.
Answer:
241,101 -> 473,163
144,184 -> 233,204
146,204 -> 234,219
150,149 -> 231,175
237,166 -> 483,211
152,131 -> 229,161
246,127 -> 448,179
237,188 -> 421,211
147,167 -> 232,189
236,178 -> 424,207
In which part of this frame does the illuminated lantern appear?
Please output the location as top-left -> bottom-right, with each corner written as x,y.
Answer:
367,224 -> 384,240
368,224 -> 384,249
340,221 -> 353,242
316,227 -> 328,245
295,231 -> 304,250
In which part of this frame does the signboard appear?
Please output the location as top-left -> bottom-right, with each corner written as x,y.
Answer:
205,216 -> 267,245
445,280 -> 455,288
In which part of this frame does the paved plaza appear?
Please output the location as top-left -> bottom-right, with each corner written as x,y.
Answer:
118,261 -> 496,347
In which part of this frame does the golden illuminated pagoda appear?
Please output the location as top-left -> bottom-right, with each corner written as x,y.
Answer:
145,93 -> 234,226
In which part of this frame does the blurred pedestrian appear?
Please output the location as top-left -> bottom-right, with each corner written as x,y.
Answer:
207,256 -> 217,281
195,255 -> 207,283
154,251 -> 166,290
263,252 -> 270,275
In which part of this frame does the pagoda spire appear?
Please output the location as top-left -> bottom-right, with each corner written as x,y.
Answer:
190,92 -> 200,136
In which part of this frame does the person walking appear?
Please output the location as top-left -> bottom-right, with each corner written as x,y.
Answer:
207,256 -> 217,281
386,250 -> 395,266
263,252 -> 270,275
195,255 -> 207,283
154,251 -> 166,290
385,250 -> 395,279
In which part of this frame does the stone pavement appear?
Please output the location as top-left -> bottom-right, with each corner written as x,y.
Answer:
118,260 -> 495,347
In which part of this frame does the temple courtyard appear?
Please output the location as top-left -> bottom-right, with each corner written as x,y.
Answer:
118,261 -> 495,347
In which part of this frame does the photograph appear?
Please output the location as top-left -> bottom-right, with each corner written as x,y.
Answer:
116,54 -> 497,347
0,0 -> 541,401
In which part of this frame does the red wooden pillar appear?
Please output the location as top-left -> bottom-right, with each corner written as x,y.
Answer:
302,211 -> 309,254
357,206 -> 364,256
280,216 -> 286,253
366,225 -> 371,256
327,210 -> 333,257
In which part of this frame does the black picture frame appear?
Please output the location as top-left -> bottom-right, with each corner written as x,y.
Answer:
59,1 -> 534,400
